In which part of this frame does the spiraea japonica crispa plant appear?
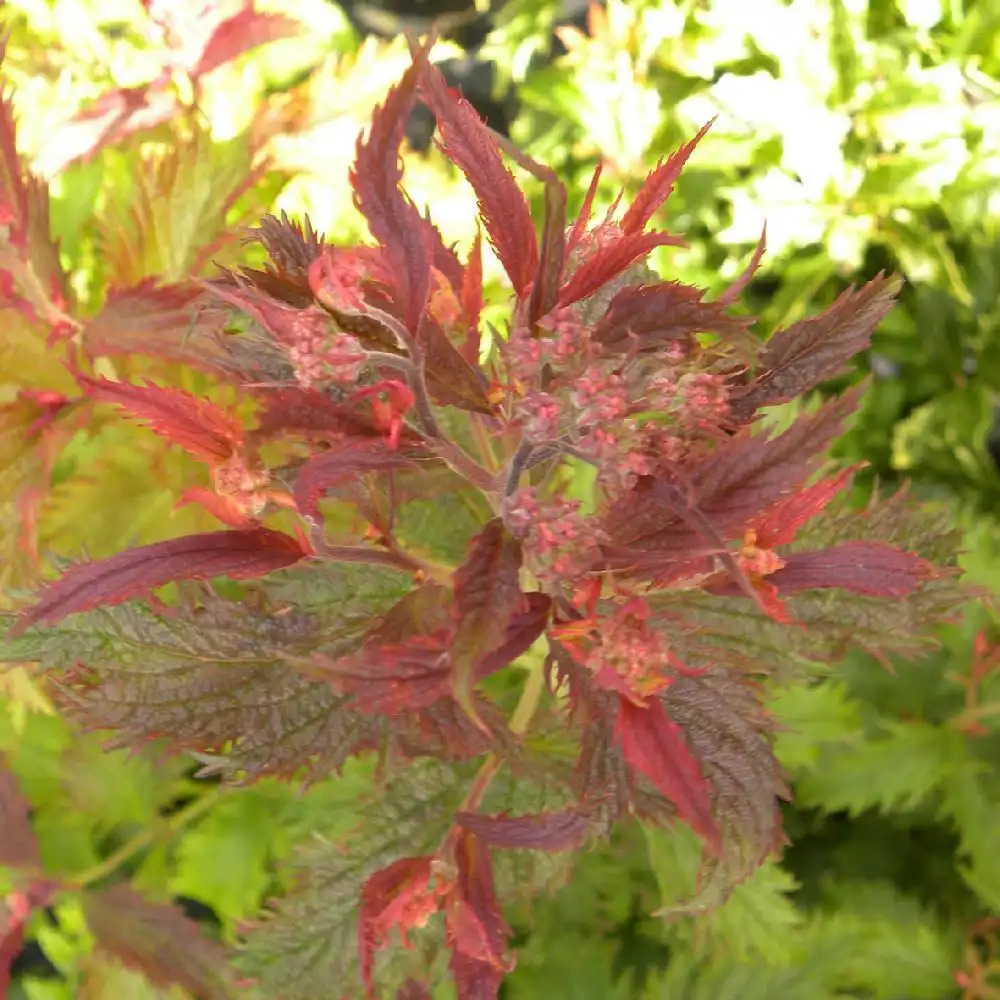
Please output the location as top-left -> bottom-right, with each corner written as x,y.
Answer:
4,37 -> 966,1000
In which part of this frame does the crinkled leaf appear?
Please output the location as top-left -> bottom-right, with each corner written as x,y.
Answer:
615,696 -> 722,851
419,61 -> 538,297
595,280 -> 753,354
241,760 -> 469,998
660,664 -> 788,904
619,120 -> 713,235
767,542 -> 927,597
193,8 -> 302,78
79,375 -> 244,465
455,807 -> 590,852
82,884 -> 233,999
13,528 -> 309,634
733,274 -> 899,416
749,467 -> 857,548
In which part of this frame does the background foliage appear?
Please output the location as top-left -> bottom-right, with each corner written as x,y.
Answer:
2,0 -> 1000,997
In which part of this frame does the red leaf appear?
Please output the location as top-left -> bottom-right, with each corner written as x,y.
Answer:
351,44 -> 437,334
749,466 -> 858,548
0,763 -> 39,870
298,631 -> 453,715
594,280 -> 753,353
455,807 -> 590,851
176,486 -> 261,528
358,856 -> 439,994
604,386 -> 864,556
717,225 -> 766,305
615,696 -> 722,852
620,120 -> 713,235
81,281 -> 263,380
293,443 -> 415,517
1,891 -> 30,996
397,980 -> 433,1000
13,528 -> 309,634
419,63 -> 538,298
193,8 -> 302,78
446,830 -> 511,998
565,162 -> 603,257
733,274 -> 900,416
460,229 -> 484,361
767,542 -> 928,597
474,592 -> 551,679
451,521 -> 524,713
421,315 -> 494,413
80,375 -> 244,465
557,229 -> 685,309
82,884 -> 232,999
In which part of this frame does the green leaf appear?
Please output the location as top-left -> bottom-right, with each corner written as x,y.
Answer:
644,824 -> 802,963
768,680 -> 863,773
170,790 -> 280,930
796,719 -> 965,816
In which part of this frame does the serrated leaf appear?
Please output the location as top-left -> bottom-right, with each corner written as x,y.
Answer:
616,697 -> 722,852
594,281 -> 753,354
293,444 -> 416,518
82,884 -> 233,1000
13,528 -> 309,634
659,664 -> 788,896
796,719 -> 965,816
240,760 -> 470,999
418,59 -> 538,297
604,387 -> 863,558
455,806 -> 591,851
79,375 -> 244,465
620,120 -> 713,236
768,680 -> 862,772
734,274 -> 899,415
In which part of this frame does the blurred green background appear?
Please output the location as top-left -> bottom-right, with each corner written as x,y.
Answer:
2,0 -> 1000,996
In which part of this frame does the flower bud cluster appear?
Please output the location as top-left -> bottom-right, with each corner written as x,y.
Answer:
503,487 -> 606,584
283,308 -> 367,389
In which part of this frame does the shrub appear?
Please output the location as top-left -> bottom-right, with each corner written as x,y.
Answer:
1,30 -> 969,998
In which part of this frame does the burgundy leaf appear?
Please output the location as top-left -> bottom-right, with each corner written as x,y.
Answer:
419,62 -> 538,298
1,891 -> 29,996
455,807 -> 590,852
615,696 -> 722,852
557,230 -> 685,309
767,542 -> 928,597
604,385 -> 864,555
80,281 -> 266,379
620,120 -> 713,235
296,631 -> 452,715
293,444 -> 415,517
80,375 -> 244,465
397,979 -> 433,1000
0,762 -> 39,869
13,528 -> 309,634
565,162 -> 603,257
594,280 -> 753,353
749,466 -> 858,548
527,173 -> 568,325
447,830 -> 512,999
733,274 -> 899,416
422,315 -> 494,413
82,884 -> 232,999
475,592 -> 552,679
451,521 -> 524,709
351,44 -> 436,334
193,8 -> 302,78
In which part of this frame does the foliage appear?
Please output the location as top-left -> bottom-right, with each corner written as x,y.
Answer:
1,1 -> 999,999
0,0 -> 975,991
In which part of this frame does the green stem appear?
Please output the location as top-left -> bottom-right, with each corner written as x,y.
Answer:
71,784 -> 224,890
